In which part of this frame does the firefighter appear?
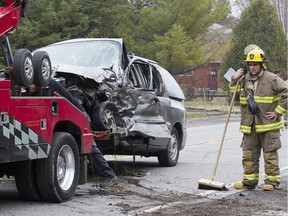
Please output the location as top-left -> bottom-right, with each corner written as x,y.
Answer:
230,48 -> 288,191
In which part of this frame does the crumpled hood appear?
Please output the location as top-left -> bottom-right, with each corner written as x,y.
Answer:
53,64 -> 116,83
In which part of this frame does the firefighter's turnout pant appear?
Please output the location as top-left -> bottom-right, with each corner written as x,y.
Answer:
241,129 -> 281,188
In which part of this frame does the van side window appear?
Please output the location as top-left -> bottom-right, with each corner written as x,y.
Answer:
133,62 -> 164,96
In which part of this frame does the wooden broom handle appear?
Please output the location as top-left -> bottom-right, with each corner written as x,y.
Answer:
211,76 -> 243,181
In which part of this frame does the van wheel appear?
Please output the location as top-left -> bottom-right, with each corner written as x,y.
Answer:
32,51 -> 52,86
158,128 -> 180,167
13,48 -> 34,87
36,132 -> 79,202
14,160 -> 42,201
92,101 -> 121,131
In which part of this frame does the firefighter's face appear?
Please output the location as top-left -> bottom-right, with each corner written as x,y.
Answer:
249,62 -> 262,75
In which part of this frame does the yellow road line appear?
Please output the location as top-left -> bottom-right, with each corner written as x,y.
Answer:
186,136 -> 242,147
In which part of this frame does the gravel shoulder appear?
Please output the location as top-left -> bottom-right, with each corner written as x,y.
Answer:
80,167 -> 288,216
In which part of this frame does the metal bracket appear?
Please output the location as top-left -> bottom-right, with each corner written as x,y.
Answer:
0,112 -> 8,124
40,119 -> 47,130
110,127 -> 128,136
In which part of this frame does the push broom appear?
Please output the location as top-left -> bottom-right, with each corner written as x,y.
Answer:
198,77 -> 243,191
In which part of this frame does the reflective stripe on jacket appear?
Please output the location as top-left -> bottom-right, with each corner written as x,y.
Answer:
230,70 -> 288,134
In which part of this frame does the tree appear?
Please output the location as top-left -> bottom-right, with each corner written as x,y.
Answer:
7,0 -> 230,75
113,0 -> 230,73
9,0 -> 123,51
233,0 -> 287,34
153,24 -> 203,73
220,0 -> 287,90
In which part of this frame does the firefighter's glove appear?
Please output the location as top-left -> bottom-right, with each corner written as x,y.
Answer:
247,95 -> 259,115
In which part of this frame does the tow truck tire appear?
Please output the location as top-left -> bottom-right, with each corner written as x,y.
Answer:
14,160 -> 42,201
13,48 -> 34,87
36,132 -> 80,202
157,127 -> 180,167
92,101 -> 122,131
32,51 -> 52,87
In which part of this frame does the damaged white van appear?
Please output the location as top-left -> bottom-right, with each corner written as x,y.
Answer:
36,38 -> 187,167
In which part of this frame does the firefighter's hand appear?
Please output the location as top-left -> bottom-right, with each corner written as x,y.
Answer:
234,68 -> 244,79
54,91 -> 60,96
266,111 -> 278,121
29,84 -> 37,94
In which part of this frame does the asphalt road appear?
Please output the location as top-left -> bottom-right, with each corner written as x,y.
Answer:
0,118 -> 287,215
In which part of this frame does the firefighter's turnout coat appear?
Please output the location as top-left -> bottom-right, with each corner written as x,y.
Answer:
230,70 -> 288,134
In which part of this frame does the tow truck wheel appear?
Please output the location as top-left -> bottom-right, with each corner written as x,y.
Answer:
13,48 -> 34,87
36,132 -> 80,202
32,51 -> 52,86
157,127 -> 180,167
14,160 -> 42,201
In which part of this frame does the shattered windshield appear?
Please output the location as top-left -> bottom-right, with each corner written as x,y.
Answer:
39,40 -> 121,69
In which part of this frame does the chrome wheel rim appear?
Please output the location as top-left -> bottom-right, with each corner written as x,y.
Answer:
24,57 -> 33,80
169,133 -> 178,160
57,145 -> 75,190
103,109 -> 116,128
41,58 -> 51,80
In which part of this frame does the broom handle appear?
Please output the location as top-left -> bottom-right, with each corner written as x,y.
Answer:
211,77 -> 243,181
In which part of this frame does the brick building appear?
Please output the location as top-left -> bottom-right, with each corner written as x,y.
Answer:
173,61 -> 223,98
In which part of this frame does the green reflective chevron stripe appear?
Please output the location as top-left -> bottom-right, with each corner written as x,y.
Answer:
229,85 -> 241,93
240,125 -> 251,134
265,174 -> 280,183
275,105 -> 286,115
243,173 -> 259,181
240,97 -> 247,105
254,96 -> 280,103
255,121 -> 283,133
229,85 -> 235,92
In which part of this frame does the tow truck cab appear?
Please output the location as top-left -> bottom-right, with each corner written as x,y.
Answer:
0,79 -> 93,202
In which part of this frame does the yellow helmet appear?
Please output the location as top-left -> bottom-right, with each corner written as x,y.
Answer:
245,48 -> 267,62
244,44 -> 260,55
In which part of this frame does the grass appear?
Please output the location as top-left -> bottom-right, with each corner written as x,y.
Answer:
186,97 -> 227,110
185,97 -> 240,120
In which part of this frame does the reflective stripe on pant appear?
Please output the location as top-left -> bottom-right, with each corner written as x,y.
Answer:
241,129 -> 281,187
242,149 -> 260,187
264,151 -> 280,187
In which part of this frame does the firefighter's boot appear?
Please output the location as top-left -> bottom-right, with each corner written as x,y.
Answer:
234,181 -> 255,190
263,184 -> 274,191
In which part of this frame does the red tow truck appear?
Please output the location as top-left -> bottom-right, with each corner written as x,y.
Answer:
0,0 -> 93,202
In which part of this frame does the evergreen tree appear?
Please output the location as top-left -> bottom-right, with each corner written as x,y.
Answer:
114,0 -> 229,73
9,0 -> 120,51
6,0 -> 230,75
220,0 -> 287,90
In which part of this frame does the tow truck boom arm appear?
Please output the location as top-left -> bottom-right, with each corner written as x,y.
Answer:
0,0 -> 28,66
0,0 -> 28,36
